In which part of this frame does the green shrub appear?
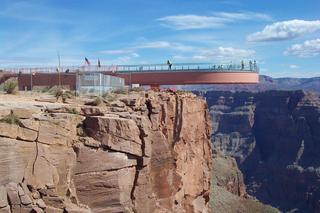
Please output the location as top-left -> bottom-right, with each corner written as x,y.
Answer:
67,108 -> 79,114
52,88 -> 63,99
3,79 -> 18,94
41,87 -> 50,93
0,113 -> 20,125
51,88 -> 74,103
129,87 -> 145,92
112,88 -> 128,94
63,90 -> 75,99
93,97 -> 103,106
176,90 -> 190,94
102,92 -> 117,102
85,97 -> 103,106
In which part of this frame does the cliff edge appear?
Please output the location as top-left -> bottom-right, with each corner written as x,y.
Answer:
201,90 -> 320,212
0,91 -> 212,213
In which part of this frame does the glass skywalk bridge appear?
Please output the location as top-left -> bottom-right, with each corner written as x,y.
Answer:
1,62 -> 259,74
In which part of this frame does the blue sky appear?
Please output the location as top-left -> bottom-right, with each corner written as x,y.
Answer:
0,0 -> 320,77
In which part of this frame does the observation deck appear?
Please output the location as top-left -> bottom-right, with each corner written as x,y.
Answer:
2,62 -> 259,89
106,63 -> 259,85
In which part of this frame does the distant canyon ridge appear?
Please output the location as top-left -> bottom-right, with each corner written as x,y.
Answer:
198,90 -> 320,212
185,75 -> 320,94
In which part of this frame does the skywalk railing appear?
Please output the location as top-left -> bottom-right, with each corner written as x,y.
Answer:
115,63 -> 259,73
1,62 -> 259,74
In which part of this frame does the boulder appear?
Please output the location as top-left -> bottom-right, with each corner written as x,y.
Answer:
36,199 -> 46,209
120,95 -> 145,107
0,123 -> 18,139
19,119 -> 39,131
80,137 -> 100,148
74,145 -> 136,175
6,183 -> 20,205
110,100 -> 126,108
37,119 -> 69,145
37,114 -> 83,146
10,205 -> 21,213
80,107 -> 103,116
42,196 -> 65,209
20,205 -> 33,213
24,143 -> 76,191
74,167 -> 136,212
0,186 -> 8,208
20,194 -> 32,205
84,116 -> 142,156
45,206 -> 64,213
11,108 -> 39,119
0,206 -> 10,213
0,123 -> 37,142
64,205 -> 91,213
0,138 -> 36,185
17,127 -> 37,142
31,206 -> 44,213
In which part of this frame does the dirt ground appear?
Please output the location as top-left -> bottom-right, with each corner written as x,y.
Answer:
0,91 -> 68,113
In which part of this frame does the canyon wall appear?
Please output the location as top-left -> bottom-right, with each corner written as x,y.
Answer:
210,149 -> 278,213
0,91 -> 212,213
200,90 -> 320,212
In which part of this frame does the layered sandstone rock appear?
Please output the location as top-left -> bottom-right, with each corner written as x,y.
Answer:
211,149 -> 279,213
0,91 -> 212,213
201,90 -> 320,212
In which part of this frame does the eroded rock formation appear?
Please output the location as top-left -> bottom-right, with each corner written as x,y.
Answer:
201,90 -> 320,212
210,149 -> 279,213
0,91 -> 212,213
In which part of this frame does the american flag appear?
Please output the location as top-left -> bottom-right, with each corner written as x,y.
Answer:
85,57 -> 91,65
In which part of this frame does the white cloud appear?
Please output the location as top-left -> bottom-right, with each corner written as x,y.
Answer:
172,47 -> 255,63
135,41 -> 171,49
289,64 -> 299,69
284,38 -> 320,57
158,15 -> 225,30
247,19 -> 320,42
131,53 -> 140,58
213,12 -> 272,21
99,49 -> 134,55
157,11 -> 271,30
193,47 -> 255,62
100,40 -> 254,64
100,41 -> 194,56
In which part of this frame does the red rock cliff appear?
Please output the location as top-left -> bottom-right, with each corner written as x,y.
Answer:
0,91 -> 212,213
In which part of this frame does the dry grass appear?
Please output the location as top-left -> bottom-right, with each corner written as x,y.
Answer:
0,113 -> 20,125
3,79 -> 18,94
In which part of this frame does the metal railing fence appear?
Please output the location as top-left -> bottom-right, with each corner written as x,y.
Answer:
1,62 -> 259,74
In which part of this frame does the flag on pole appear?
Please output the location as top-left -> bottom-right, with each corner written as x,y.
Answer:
85,57 -> 91,65
98,59 -> 101,67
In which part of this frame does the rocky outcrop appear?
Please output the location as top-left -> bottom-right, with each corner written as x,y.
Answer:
211,149 -> 279,213
0,91 -> 212,213
212,149 -> 246,197
200,90 -> 320,212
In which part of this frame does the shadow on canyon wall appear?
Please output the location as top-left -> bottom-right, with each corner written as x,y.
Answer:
198,90 -> 320,212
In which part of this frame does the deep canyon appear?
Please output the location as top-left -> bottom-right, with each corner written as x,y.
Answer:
0,92 -> 212,213
200,90 -> 320,212
1,89 -> 319,212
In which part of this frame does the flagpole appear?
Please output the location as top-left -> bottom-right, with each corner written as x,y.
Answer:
57,51 -> 61,88
30,69 -> 33,93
